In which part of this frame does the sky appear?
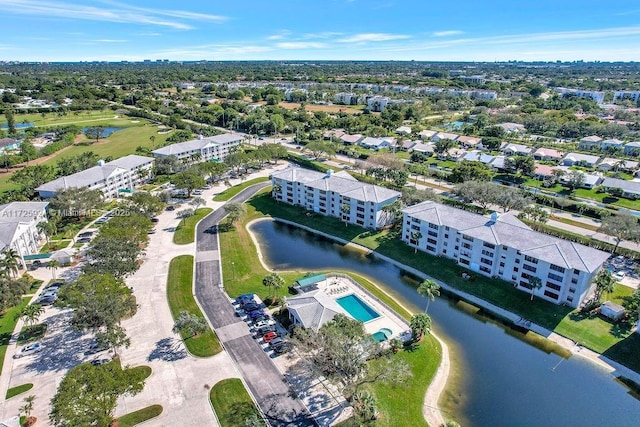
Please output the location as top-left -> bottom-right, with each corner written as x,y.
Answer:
2,0 -> 640,62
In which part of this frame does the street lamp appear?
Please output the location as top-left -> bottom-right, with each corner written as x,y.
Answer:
231,261 -> 235,282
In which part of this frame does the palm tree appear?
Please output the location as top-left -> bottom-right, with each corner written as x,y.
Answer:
410,231 -> 422,253
409,313 -> 431,342
47,259 -> 60,280
594,269 -> 616,302
20,304 -> 45,327
36,221 -> 57,245
528,276 -> 542,301
262,272 -> 285,301
0,248 -> 21,278
340,203 -> 351,226
20,395 -> 35,419
417,279 -> 440,314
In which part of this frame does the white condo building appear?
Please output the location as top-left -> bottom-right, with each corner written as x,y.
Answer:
36,155 -> 154,199
152,133 -> 243,163
401,201 -> 610,307
0,201 -> 49,260
271,168 -> 401,230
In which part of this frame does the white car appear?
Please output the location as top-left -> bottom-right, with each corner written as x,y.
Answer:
14,342 -> 44,359
613,271 -> 626,281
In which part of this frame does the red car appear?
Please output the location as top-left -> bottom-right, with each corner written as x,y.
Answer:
263,331 -> 280,343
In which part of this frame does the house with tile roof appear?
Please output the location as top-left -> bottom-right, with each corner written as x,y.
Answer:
271,167 -> 401,229
401,201 -> 610,307
532,147 -> 563,162
578,135 -> 603,151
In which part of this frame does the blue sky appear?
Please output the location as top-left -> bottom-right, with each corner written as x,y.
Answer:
2,0 -> 640,62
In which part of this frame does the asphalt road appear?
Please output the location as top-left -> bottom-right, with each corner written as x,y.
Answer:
194,182 -> 314,426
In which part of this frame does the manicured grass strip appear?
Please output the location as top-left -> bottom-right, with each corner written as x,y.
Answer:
365,337 -> 440,427
0,297 -> 30,375
5,383 -> 33,399
173,208 -> 213,244
17,323 -> 47,344
210,379 -> 265,427
117,404 -> 163,427
39,240 -> 72,253
213,177 -> 269,202
129,365 -> 152,380
167,255 -> 222,356
246,192 -> 640,373
550,215 -> 600,232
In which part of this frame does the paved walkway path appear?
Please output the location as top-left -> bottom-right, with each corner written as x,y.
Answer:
194,182 -> 314,426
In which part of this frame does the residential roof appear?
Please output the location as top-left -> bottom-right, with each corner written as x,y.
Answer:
402,140 -> 417,150
462,151 -> 494,164
457,135 -> 482,146
534,164 -> 555,176
489,156 -> 506,169
152,133 -> 242,156
502,143 -> 532,154
533,147 -> 562,159
435,132 -> 459,141
498,122 -> 525,132
272,167 -> 401,203
360,137 -> 387,148
340,134 -> 362,144
418,130 -> 437,139
287,289 -> 348,331
411,142 -> 433,153
402,201 -> 610,273
601,138 -> 624,146
36,164 -> 126,193
106,154 -> 153,170
396,126 -> 412,134
601,177 -> 640,195
580,135 -> 603,143
625,141 -> 640,148
0,202 -> 48,251
563,152 -> 600,164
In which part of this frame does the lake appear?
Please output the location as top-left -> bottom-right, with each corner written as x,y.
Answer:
250,220 -> 639,426
82,127 -> 123,137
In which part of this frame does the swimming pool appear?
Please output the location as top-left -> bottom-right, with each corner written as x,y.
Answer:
336,294 -> 380,323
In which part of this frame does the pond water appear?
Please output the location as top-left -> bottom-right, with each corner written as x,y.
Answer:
0,122 -> 34,129
82,127 -> 123,137
250,220 -> 639,426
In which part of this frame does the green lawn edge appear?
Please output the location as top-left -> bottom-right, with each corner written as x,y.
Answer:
5,383 -> 33,399
166,255 -> 222,356
209,378 -> 264,427
0,297 -> 31,375
213,177 -> 270,202
117,404 -> 163,427
173,208 -> 213,244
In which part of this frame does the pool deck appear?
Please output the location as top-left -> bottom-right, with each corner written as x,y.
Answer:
314,275 -> 411,342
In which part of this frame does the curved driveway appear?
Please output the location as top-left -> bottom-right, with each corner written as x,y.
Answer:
194,182 -> 314,426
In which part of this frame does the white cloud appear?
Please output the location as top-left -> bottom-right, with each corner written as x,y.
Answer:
338,33 -> 410,43
91,39 -> 128,43
266,30 -> 292,40
275,42 -> 327,49
0,0 -> 228,30
432,30 -> 463,37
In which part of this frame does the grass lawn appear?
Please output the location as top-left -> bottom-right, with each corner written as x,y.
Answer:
129,365 -> 153,380
549,215 -> 600,232
173,208 -> 213,244
0,297 -> 30,375
573,189 -> 640,210
39,240 -> 71,253
17,323 -> 47,344
166,255 -> 222,356
213,177 -> 269,202
246,192 -> 640,373
209,379 -> 264,427
1,110 -> 119,127
117,405 -> 163,427
5,383 -> 33,399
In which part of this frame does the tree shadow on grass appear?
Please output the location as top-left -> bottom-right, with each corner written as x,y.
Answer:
602,333 -> 640,374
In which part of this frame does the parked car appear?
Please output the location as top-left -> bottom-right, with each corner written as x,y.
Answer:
46,282 -> 64,291
235,294 -> 254,303
166,205 -> 176,211
613,271 -> 626,281
268,337 -> 285,348
94,217 -> 108,225
91,358 -> 111,366
253,319 -> 276,329
263,331 -> 281,343
35,295 -> 56,306
147,228 -> 157,234
248,309 -> 266,319
77,237 -> 91,244
78,231 -> 94,238
272,342 -> 293,354
243,303 -> 261,312
256,325 -> 277,335
14,342 -> 44,359
192,190 -> 203,195
151,217 -> 160,223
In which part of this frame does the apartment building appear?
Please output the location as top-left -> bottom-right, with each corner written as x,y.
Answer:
401,201 -> 610,307
0,201 -> 49,260
152,133 -> 243,163
271,168 -> 401,230
37,155 -> 154,199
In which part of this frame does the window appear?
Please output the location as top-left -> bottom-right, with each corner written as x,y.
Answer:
443,250 -> 447,255
548,272 -> 563,282
480,266 -> 491,273
569,288 -> 576,293
499,262 -> 505,267
544,290 -> 559,300
515,259 -> 520,264
444,234 -> 449,238
459,258 -> 470,265
428,223 -> 439,230
462,242 -> 472,249
462,234 -> 473,242
573,269 -> 580,275
567,296 -> 574,303
427,245 -> 436,252
428,230 -> 438,237
513,267 -> 519,272
481,249 -> 494,257
483,242 -> 496,249
427,238 -> 438,245
524,255 -> 539,264
546,282 -> 561,291
523,264 -> 537,273
481,258 -> 493,266
571,278 -> 578,284
550,264 -> 566,273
